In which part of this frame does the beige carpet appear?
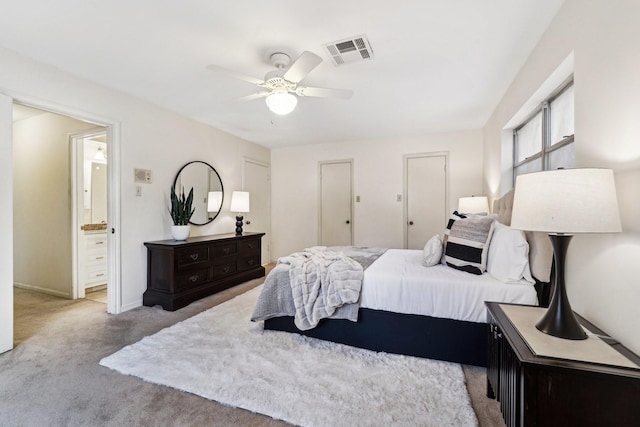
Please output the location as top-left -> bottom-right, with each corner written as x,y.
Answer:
2,272 -> 505,426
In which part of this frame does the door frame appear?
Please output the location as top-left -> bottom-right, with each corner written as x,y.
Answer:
0,94 -> 13,353
318,159 -> 354,246
403,152 -> 449,249
242,157 -> 271,264
8,95 -> 122,316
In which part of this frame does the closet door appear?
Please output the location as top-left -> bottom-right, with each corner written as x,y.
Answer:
405,154 -> 447,249
319,160 -> 353,246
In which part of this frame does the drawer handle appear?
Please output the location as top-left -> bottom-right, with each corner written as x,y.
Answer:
248,259 -> 255,266
223,265 -> 230,273
96,273 -> 105,277
223,247 -> 230,254
95,241 -> 104,245
189,275 -> 199,282
248,243 -> 255,249
96,256 -> 105,260
189,254 -> 199,261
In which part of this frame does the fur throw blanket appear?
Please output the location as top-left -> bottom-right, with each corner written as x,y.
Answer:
279,247 -> 363,330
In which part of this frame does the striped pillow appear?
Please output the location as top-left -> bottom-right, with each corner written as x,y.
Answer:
444,215 -> 496,275
440,211 -> 467,265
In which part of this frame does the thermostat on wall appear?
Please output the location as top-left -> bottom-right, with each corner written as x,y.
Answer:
134,168 -> 152,183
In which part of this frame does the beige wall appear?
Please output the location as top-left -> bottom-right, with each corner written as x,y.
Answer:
0,46 -> 270,315
271,130 -> 483,258
13,112 -> 97,297
483,0 -> 640,354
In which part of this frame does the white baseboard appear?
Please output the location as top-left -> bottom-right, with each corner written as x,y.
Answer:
120,299 -> 142,313
14,282 -> 71,299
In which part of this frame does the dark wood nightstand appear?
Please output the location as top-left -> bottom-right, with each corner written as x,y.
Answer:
486,302 -> 640,427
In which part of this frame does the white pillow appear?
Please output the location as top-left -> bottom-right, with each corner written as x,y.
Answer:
423,234 -> 443,267
486,222 -> 535,284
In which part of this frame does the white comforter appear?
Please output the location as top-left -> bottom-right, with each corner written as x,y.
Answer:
279,247 -> 364,330
360,249 -> 538,323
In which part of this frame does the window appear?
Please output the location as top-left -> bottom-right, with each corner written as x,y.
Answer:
513,78 -> 574,184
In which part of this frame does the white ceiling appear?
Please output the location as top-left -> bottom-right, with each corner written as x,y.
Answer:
0,0 -> 563,148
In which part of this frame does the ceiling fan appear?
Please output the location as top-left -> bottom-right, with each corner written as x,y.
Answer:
206,51 -> 353,115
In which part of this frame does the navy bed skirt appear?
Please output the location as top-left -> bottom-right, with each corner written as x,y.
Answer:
264,308 -> 488,367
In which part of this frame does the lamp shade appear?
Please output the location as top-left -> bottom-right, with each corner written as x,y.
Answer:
207,191 -> 223,212
511,168 -> 621,234
458,196 -> 490,214
265,92 -> 297,115
230,191 -> 250,213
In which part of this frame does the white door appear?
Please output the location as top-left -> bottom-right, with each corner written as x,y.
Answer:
0,94 -> 13,353
405,154 -> 447,249
243,159 -> 270,264
320,161 -> 353,246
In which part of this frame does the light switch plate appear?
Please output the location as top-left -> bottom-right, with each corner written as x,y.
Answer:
134,168 -> 152,183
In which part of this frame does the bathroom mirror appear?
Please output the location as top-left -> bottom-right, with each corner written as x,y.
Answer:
173,161 -> 224,226
82,138 -> 108,227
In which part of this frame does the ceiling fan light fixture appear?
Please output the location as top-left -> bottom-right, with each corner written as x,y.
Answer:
265,91 -> 297,115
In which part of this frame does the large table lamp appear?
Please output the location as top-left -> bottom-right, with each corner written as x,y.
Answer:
230,191 -> 250,235
510,168 -> 621,340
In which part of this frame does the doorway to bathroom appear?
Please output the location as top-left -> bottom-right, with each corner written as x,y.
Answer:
12,104 -> 110,307
5,99 -> 120,352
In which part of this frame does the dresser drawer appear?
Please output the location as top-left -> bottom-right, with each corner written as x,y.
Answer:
238,255 -> 260,272
85,233 -> 107,248
87,253 -> 107,266
86,269 -> 107,285
176,245 -> 210,268
214,242 -> 237,257
175,268 -> 210,291
213,261 -> 237,278
238,239 -> 260,257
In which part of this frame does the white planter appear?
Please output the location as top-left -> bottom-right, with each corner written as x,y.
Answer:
171,225 -> 190,241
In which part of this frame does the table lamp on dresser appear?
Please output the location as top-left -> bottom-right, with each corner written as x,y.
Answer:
230,191 -> 250,235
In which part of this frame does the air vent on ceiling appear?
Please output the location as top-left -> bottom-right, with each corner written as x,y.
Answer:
323,35 -> 374,66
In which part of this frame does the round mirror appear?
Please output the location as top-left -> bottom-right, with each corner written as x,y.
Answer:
173,161 -> 224,226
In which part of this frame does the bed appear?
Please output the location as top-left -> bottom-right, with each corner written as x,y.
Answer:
252,190 -> 553,367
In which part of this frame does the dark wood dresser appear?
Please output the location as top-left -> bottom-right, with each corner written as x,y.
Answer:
143,232 -> 265,311
486,302 -> 640,427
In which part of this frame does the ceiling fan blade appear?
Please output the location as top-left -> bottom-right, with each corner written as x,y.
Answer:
296,86 -> 353,99
283,51 -> 323,83
234,91 -> 270,103
205,64 -> 264,85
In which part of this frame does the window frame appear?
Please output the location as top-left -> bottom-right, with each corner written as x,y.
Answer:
513,76 -> 574,185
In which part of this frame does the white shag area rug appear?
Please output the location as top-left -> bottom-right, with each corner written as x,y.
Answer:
100,286 -> 478,427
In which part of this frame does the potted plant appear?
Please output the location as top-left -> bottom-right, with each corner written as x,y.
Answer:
169,186 -> 195,240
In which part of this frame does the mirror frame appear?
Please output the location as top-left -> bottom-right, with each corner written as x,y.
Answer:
173,160 -> 224,226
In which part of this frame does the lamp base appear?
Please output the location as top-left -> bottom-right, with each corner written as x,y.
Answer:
235,215 -> 244,235
536,234 -> 587,340
535,306 -> 587,340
